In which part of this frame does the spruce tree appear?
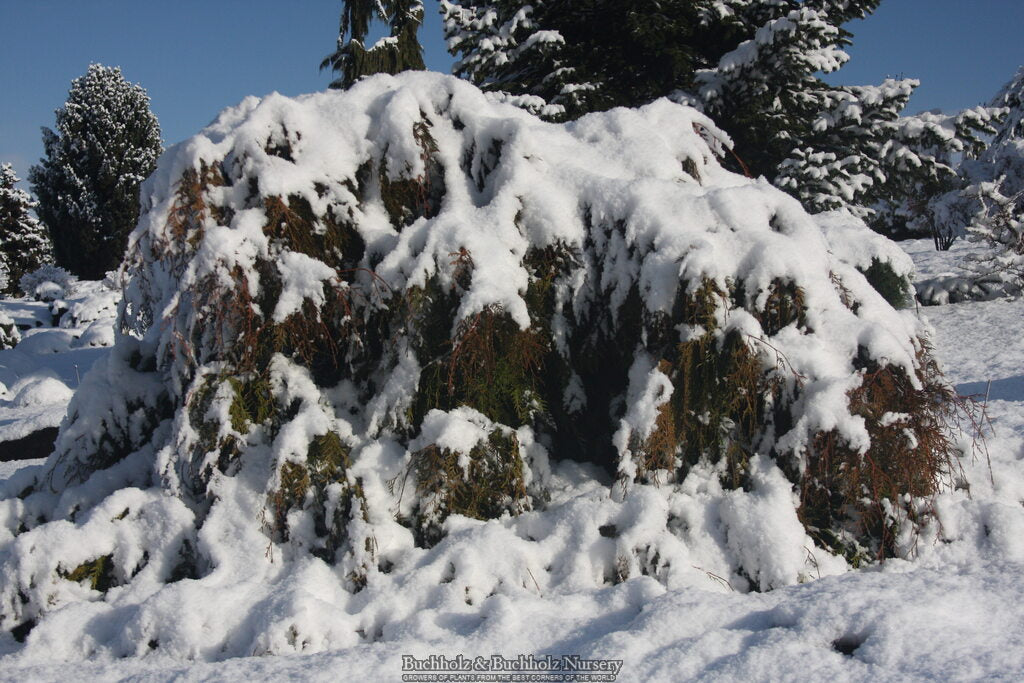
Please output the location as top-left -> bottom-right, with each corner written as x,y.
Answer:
29,64 -> 162,280
0,163 -> 53,294
321,0 -> 426,88
441,0 -> 699,121
991,65 -> 1024,145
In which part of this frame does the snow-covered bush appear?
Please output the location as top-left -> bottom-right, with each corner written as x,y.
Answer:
0,309 -> 18,350
815,209 -> 916,309
19,264 -> 73,302
0,74 -> 963,656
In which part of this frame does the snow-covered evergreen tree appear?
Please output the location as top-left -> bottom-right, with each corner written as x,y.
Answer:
0,163 -> 53,294
28,64 -> 162,280
862,106 -> 998,246
442,0 -> 987,225
441,0 -> 698,121
991,65 -> 1024,145
963,67 -> 1024,288
321,0 -> 426,88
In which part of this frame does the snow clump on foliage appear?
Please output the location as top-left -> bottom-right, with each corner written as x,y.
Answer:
0,73 -> 963,659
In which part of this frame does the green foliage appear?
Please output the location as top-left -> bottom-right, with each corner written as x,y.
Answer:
862,258 -> 911,309
627,280 -> 798,487
411,429 -> 528,545
443,0 -> 700,121
413,304 -> 549,429
270,431 -> 363,564
321,0 -> 426,89
29,64 -> 162,279
60,555 -> 116,592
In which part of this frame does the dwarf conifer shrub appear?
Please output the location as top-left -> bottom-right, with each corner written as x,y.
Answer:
0,74 -> 966,653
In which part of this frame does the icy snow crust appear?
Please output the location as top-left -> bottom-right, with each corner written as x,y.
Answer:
0,73 -> 936,661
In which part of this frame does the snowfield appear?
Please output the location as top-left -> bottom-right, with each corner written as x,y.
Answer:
0,240 -> 1022,680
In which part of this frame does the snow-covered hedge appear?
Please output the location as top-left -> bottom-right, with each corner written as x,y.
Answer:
0,73 -> 962,658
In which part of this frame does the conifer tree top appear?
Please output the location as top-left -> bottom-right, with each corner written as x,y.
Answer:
321,0 -> 426,89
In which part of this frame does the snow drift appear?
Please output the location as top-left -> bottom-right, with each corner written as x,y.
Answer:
0,72 -> 962,659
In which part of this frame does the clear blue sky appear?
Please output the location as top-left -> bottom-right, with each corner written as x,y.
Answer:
2,1 -> 1023,186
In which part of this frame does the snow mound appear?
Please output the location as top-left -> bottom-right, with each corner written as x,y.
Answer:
0,73 -> 961,660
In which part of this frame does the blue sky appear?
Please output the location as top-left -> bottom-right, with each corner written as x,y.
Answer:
2,1 -> 1023,185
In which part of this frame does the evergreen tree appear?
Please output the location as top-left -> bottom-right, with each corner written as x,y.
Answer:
441,0 -> 699,121
963,67 -> 1024,287
0,163 -> 53,294
442,0 -> 985,225
991,65 -> 1024,145
869,106 -> 998,247
29,64 -> 162,280
321,0 -> 426,88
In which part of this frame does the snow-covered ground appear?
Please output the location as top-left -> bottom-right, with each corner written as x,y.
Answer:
1,241 -> 1024,681
0,280 -> 118,450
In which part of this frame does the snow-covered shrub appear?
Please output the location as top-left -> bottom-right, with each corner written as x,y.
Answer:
816,209 -> 915,309
19,264 -> 73,302
0,74 -> 963,655
0,309 -> 18,349
60,279 -> 120,334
